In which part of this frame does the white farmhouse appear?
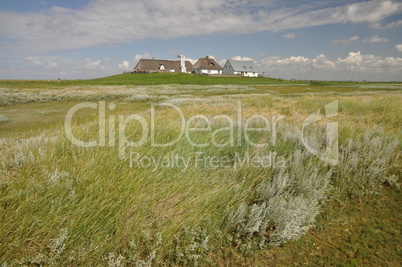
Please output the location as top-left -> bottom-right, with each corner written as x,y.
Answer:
192,56 -> 223,75
222,60 -> 259,77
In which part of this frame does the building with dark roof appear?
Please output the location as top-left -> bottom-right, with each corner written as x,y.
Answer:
133,59 -> 193,73
191,56 -> 223,75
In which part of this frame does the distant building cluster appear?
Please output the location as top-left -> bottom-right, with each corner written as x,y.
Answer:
131,56 -> 259,77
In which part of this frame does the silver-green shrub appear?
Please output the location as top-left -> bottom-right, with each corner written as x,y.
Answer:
227,150 -> 332,246
173,226 -> 210,266
336,131 -> 400,198
0,115 -> 9,122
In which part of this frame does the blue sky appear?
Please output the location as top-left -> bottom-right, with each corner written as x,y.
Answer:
1,0 -> 402,81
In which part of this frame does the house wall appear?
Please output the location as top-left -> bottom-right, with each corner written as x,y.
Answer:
243,72 -> 258,77
209,69 -> 222,74
193,69 -> 204,75
225,70 -> 258,77
193,69 -> 222,75
222,61 -> 234,75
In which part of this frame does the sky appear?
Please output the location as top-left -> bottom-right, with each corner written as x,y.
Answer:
1,0 -> 402,81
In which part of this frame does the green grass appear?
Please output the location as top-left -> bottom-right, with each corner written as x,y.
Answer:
0,80 -> 401,266
1,73 -> 293,89
266,186 -> 402,266
87,73 -> 288,85
3,72 -> 402,89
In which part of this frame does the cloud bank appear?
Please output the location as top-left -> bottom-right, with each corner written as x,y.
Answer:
362,35 -> 388,43
1,0 -> 401,55
4,51 -> 402,81
259,51 -> 402,81
333,36 -> 360,45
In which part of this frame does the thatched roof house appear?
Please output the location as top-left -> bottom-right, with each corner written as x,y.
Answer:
192,56 -> 223,75
133,59 -> 193,73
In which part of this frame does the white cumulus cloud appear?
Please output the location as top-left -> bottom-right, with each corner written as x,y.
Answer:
232,56 -> 253,61
259,51 -> 402,81
395,44 -> 402,52
333,35 -> 360,45
47,60 -> 58,70
362,35 -> 388,43
134,53 -> 152,65
25,56 -> 59,69
283,33 -> 296,39
25,56 -> 43,66
371,19 -> 402,29
118,61 -> 131,71
83,58 -> 101,70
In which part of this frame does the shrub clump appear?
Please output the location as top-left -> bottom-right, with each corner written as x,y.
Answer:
0,114 -> 9,122
335,132 -> 400,198
227,150 -> 332,247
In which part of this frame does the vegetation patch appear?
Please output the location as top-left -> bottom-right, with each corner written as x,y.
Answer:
0,80 -> 400,265
0,115 -> 9,123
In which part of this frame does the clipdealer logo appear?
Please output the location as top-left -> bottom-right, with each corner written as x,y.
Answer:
128,151 -> 287,172
302,100 -> 338,165
64,100 -> 338,167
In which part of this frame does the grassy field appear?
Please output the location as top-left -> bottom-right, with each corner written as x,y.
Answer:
0,76 -> 401,266
2,72 -> 402,88
1,73 -> 291,89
